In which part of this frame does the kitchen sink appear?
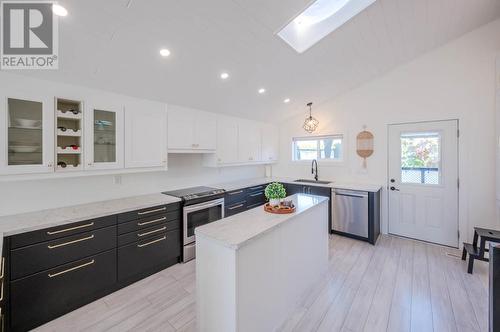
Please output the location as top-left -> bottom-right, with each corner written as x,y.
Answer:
294,179 -> 332,185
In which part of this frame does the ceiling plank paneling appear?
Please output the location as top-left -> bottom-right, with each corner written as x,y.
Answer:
18,0 -> 500,120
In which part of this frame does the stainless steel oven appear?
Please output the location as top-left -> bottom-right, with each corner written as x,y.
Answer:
182,197 -> 224,261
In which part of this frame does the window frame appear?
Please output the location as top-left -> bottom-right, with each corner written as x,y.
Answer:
291,134 -> 345,164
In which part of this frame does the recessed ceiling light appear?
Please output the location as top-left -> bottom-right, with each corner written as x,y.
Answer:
159,49 -> 171,57
258,88 -> 266,94
220,72 -> 229,80
52,4 -> 68,17
284,98 -> 291,103
277,0 -> 376,53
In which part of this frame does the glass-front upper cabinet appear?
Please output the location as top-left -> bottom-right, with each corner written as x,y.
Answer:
0,94 -> 54,175
85,103 -> 124,170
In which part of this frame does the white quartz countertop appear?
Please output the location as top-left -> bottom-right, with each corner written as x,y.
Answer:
195,193 -> 329,249
212,177 -> 382,193
0,193 -> 181,237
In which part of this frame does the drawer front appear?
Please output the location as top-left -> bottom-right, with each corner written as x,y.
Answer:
117,221 -> 179,247
10,215 -> 117,249
11,226 -> 116,280
117,203 -> 181,223
225,189 -> 247,205
118,229 -> 180,282
246,190 -> 266,208
10,249 -> 116,332
225,201 -> 247,217
118,211 -> 180,235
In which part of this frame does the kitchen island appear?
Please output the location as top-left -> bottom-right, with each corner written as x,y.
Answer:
195,193 -> 329,332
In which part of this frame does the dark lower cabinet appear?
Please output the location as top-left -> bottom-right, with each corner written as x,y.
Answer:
5,202 -> 182,332
10,249 -> 117,332
117,229 -> 180,283
10,226 -> 116,280
225,201 -> 247,217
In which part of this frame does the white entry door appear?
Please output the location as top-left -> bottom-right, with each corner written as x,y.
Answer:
388,120 -> 459,247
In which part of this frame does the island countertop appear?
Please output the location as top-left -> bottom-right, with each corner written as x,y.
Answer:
195,193 -> 329,250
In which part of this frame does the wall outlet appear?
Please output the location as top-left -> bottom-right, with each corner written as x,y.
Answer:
113,175 -> 122,185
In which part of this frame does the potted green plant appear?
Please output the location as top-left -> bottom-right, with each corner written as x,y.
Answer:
265,182 -> 286,207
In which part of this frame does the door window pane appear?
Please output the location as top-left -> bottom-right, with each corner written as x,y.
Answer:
7,98 -> 43,166
94,110 -> 116,163
401,132 -> 440,184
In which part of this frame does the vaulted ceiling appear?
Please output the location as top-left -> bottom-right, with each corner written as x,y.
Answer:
20,0 -> 500,120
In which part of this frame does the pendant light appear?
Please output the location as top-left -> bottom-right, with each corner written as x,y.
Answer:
303,102 -> 319,133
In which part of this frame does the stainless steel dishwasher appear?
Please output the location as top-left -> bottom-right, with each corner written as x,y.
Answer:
331,188 -> 369,238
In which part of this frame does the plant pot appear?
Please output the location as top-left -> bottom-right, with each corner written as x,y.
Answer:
269,198 -> 280,207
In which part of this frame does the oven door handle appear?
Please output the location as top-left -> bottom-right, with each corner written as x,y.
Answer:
184,199 -> 224,213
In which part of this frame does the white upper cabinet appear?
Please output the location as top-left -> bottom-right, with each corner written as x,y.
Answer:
0,91 -> 54,175
195,111 -> 217,150
125,100 -> 167,169
168,105 -> 216,152
216,116 -> 239,164
238,120 -> 262,163
84,101 -> 124,170
261,124 -> 279,162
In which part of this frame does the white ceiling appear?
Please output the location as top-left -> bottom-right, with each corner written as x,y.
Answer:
19,0 -> 500,120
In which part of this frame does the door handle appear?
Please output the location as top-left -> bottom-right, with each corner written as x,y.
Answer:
390,186 -> 400,191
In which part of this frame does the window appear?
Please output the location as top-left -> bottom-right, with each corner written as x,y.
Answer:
292,135 -> 343,161
400,132 -> 441,185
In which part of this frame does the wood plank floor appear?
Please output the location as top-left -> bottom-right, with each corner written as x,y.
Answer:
34,235 -> 489,332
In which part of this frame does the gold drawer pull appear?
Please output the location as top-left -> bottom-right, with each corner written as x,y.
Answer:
138,236 -> 166,248
137,207 -> 166,215
137,226 -> 166,237
0,280 -> 3,302
228,190 -> 243,195
0,258 -> 4,279
228,204 -> 244,210
249,192 -> 263,197
48,259 -> 95,278
137,216 -> 166,226
47,222 -> 94,235
249,186 -> 263,190
48,234 -> 95,249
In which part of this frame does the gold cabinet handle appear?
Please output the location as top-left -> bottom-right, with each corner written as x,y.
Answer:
0,258 -> 4,279
228,190 -> 243,195
48,259 -> 95,278
47,234 -> 94,249
137,216 -> 166,226
137,226 -> 166,237
249,192 -> 263,197
249,186 -> 263,190
137,207 -> 166,215
228,204 -> 244,210
137,236 -> 166,248
0,280 -> 3,302
47,222 -> 94,235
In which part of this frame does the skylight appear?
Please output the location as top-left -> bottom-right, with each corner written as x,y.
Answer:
277,0 -> 376,53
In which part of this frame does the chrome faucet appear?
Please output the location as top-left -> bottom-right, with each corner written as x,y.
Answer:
311,159 -> 318,181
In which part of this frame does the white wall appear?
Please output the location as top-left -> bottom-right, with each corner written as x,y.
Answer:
0,73 -> 265,216
273,18 -> 500,243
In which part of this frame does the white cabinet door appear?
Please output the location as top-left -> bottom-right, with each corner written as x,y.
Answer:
261,124 -> 279,162
216,116 -> 239,164
238,120 -> 261,163
168,106 -> 194,150
85,102 -> 124,170
0,92 -> 54,175
125,101 -> 167,169
194,111 -> 217,150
